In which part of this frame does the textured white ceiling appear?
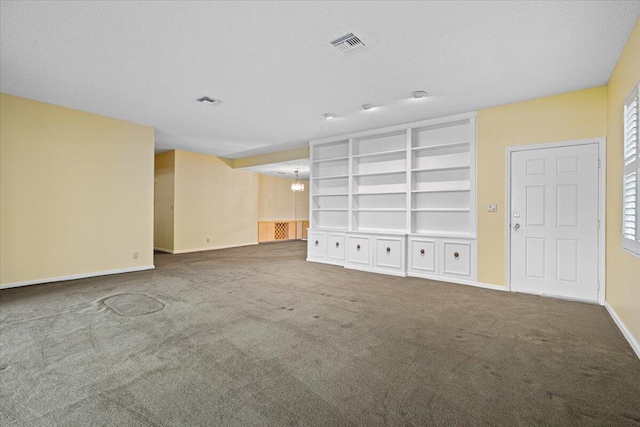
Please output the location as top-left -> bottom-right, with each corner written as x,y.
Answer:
1,1 -> 639,159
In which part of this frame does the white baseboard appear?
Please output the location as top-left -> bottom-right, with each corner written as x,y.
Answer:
605,302 -> 640,359
171,242 -> 258,254
154,247 -> 174,253
0,265 -> 155,290
409,272 -> 507,291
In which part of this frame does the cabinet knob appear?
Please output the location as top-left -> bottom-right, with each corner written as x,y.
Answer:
420,249 -> 425,256
386,247 -> 391,254
356,244 -> 361,251
315,240 -> 319,246
335,242 -> 340,248
454,251 -> 459,259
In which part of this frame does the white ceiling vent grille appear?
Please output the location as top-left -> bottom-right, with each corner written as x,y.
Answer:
330,33 -> 365,55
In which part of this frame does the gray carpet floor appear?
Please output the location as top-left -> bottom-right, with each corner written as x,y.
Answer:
1,240 -> 639,426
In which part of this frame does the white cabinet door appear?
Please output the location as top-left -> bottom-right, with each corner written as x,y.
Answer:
441,240 -> 472,278
346,236 -> 372,268
374,237 -> 405,273
510,144 -> 599,302
307,231 -> 326,260
408,238 -> 437,275
327,233 -> 346,264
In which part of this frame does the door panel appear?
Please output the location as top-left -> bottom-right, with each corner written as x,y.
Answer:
510,144 -> 599,302
525,237 -> 545,279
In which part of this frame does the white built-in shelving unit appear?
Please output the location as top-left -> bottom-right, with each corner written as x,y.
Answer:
307,112 -> 477,284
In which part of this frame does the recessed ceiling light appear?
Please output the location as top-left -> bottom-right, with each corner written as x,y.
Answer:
411,91 -> 427,99
362,104 -> 375,110
197,96 -> 222,105
324,113 -> 336,120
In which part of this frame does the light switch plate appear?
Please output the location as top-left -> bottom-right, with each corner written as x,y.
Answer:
488,204 -> 497,212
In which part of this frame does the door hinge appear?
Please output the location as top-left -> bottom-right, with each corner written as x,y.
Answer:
597,280 -> 600,291
597,220 -> 600,230
598,158 -> 601,168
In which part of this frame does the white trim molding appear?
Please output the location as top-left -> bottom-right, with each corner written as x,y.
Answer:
0,265 -> 155,290
171,242 -> 258,254
605,302 -> 640,359
154,247 -> 174,253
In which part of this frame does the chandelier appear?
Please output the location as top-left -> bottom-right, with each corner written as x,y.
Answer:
291,170 -> 304,192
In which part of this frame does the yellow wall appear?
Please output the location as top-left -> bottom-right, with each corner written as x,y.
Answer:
0,93 -> 154,286
605,18 -> 640,341
154,151 -> 175,252
476,86 -> 608,286
173,150 -> 259,253
258,174 -> 309,221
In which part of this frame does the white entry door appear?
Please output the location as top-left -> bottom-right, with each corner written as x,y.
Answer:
509,143 -> 599,302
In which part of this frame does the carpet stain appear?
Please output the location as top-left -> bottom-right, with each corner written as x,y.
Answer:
103,293 -> 165,316
622,412 -> 640,423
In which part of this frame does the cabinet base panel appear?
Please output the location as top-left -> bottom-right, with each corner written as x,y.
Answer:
306,258 -> 345,267
344,264 -> 407,277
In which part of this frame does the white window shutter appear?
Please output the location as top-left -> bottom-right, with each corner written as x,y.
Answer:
622,82 -> 640,255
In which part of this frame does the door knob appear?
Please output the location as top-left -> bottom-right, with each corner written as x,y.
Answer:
514,223 -> 520,231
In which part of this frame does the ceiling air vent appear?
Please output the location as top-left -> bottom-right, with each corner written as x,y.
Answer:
197,96 -> 222,105
330,32 -> 365,55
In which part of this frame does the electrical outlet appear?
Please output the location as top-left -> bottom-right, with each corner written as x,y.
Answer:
488,204 -> 497,212
133,252 -> 139,259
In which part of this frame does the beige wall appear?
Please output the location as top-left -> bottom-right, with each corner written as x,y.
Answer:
476,86 -> 608,286
0,93 -> 154,286
154,151 -> 175,252
258,174 -> 309,221
605,18 -> 640,341
173,150 -> 259,253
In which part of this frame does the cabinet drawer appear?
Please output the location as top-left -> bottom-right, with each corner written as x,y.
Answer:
441,241 -> 471,277
375,237 -> 404,271
409,238 -> 436,273
307,231 -> 326,259
346,236 -> 371,267
327,233 -> 345,263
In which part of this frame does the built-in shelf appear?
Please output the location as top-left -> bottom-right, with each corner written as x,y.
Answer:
412,141 -> 470,152
314,226 -> 348,231
352,148 -> 406,159
412,165 -> 469,172
411,208 -> 470,212
411,188 -> 470,193
353,191 -> 406,196
309,112 -> 477,281
352,170 -> 406,178
350,228 -> 407,236
312,156 -> 349,164
313,174 -> 349,180
353,208 -> 405,212
313,193 -> 349,197
408,231 -> 475,239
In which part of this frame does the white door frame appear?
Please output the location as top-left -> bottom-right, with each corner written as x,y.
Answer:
505,138 -> 606,305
